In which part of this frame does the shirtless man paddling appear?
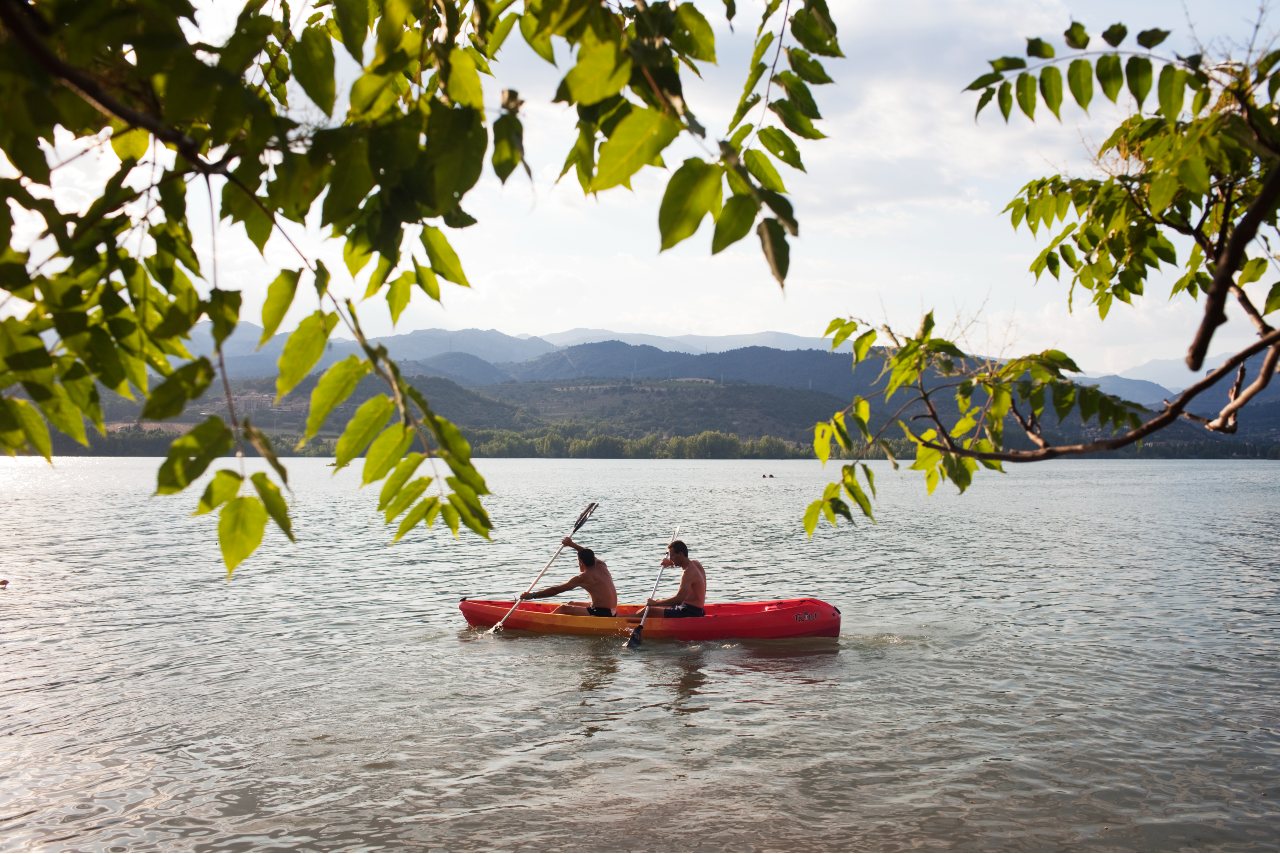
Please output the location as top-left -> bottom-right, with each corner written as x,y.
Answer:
519,537 -> 619,617
644,539 -> 706,618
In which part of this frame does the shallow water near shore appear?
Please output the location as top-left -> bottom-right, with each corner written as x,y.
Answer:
2,456 -> 1278,851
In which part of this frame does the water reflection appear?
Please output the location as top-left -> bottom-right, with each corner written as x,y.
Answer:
671,648 -> 708,715
577,638 -> 620,695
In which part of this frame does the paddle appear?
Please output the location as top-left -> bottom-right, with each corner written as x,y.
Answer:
490,502 -> 598,634
625,525 -> 681,649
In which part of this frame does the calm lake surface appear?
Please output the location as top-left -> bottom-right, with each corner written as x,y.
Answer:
2,457 -> 1278,852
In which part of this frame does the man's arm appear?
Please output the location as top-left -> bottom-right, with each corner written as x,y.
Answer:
647,574 -> 694,607
521,577 -> 582,600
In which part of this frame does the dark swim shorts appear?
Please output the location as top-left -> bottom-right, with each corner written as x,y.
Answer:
662,604 -> 705,618
586,606 -> 616,617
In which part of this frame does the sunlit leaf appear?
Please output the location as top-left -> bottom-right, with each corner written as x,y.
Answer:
259,269 -> 301,347
196,469 -> 242,515
276,311 -> 338,402
363,422 -> 416,485
422,226 -> 471,287
659,159 -> 723,250
251,472 -> 294,542
711,194 -> 759,254
334,394 -> 395,470
591,109 -> 682,192
219,496 -> 267,575
295,26 -> 336,115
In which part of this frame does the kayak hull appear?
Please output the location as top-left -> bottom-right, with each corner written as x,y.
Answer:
459,598 -> 841,641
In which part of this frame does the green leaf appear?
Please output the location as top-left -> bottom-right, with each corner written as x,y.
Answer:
421,225 -> 471,286
275,311 -> 338,402
591,108 -> 682,192
395,496 -> 441,542
111,128 -> 149,162
672,3 -> 716,62
1158,64 -> 1185,118
1097,54 -> 1123,102
335,394 -> 395,469
998,80 -> 1013,120
803,498 -> 823,536
965,71 -> 1005,92
304,355 -> 371,442
757,218 -> 790,286
492,113 -> 524,183
768,99 -> 825,139
295,26 -> 337,115
1039,66 -> 1063,118
446,47 -> 485,109
196,469 -> 243,515
712,194 -> 759,254
773,71 -> 821,119
747,149 -> 783,193
786,48 -> 832,84
974,87 -> 996,119
385,477 -> 432,523
1126,56 -> 1152,109
1025,38 -> 1055,59
1068,59 -> 1093,111
852,328 -> 877,363
789,6 -> 841,58
1263,283 -> 1280,315
333,0 -> 368,62
415,262 -> 441,302
1136,28 -> 1170,49
363,423 -> 416,485
1102,23 -> 1128,47
1187,147 -> 1212,196
1238,257 -> 1268,286
757,127 -> 805,171
251,472 -> 294,542
1,397 -> 51,460
206,289 -> 241,346
157,417 -> 234,496
242,420 -> 289,486
378,452 -> 427,511
387,271 -> 412,325
1015,72 -> 1037,119
259,269 -> 301,347
141,357 -> 215,420
1064,21 -> 1089,50
219,496 -> 267,576
658,159 -> 723,250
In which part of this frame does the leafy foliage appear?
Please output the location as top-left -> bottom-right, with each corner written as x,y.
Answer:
810,18 -> 1280,533
0,0 -> 842,572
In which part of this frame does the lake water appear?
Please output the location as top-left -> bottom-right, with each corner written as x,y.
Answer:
1,457 -> 1278,851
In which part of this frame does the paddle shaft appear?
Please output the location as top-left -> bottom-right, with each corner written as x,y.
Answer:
627,525 -> 681,647
491,502 -> 597,633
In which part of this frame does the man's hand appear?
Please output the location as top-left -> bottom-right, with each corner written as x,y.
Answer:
661,557 -> 674,568
520,592 -> 535,600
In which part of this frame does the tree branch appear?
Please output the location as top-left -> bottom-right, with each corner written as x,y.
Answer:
0,0 -> 218,175
1186,162 -> 1280,370
916,327 -> 1280,462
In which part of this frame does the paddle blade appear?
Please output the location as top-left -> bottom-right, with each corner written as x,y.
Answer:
625,626 -> 643,648
572,502 -> 598,533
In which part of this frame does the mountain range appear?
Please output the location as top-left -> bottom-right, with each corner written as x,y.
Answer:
177,323 -> 1278,446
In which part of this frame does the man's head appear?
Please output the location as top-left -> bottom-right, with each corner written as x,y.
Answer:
576,548 -> 596,568
668,540 -> 689,564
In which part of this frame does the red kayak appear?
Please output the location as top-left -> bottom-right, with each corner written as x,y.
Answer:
459,598 -> 841,641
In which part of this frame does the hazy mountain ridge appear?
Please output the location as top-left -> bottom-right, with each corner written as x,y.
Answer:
176,323 -> 1279,446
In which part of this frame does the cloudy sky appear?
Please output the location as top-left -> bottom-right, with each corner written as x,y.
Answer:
19,0 -> 1277,375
